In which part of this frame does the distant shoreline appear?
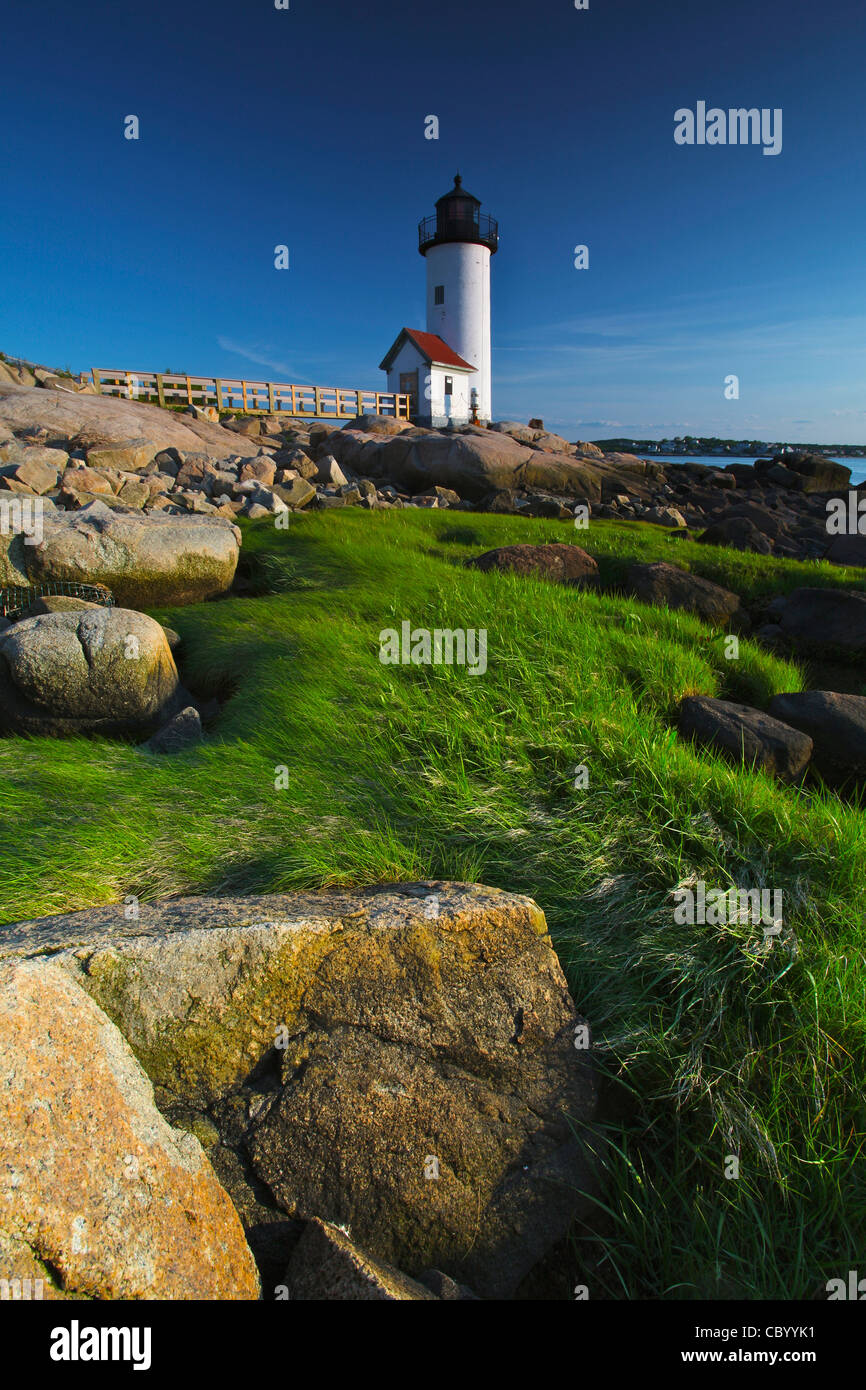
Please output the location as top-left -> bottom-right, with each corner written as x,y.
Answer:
592,439 -> 866,459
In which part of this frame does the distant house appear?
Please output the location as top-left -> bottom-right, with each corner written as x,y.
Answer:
379,327 -> 476,428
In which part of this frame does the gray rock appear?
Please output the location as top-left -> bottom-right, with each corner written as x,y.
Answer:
697,517 -> 774,554
776,586 -> 866,655
283,1219 -> 438,1301
822,534 -> 866,567
767,691 -> 866,781
0,453 -> 66,494
765,463 -> 799,489
678,695 -> 813,782
275,448 -> 317,481
782,452 -> 851,493
315,454 -> 349,487
643,505 -> 688,528
143,705 -> 202,754
467,543 -> 599,588
239,458 -> 277,487
416,1267 -> 480,1300
0,607 -> 181,737
345,414 -> 413,437
626,562 -> 745,627
86,439 -> 163,473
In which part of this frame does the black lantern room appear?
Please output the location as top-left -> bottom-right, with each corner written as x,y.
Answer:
418,174 -> 499,256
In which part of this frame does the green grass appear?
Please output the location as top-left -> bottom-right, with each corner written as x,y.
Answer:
1,507 -> 864,1300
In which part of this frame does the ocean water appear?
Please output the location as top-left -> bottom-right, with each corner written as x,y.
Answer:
651,455 -> 866,486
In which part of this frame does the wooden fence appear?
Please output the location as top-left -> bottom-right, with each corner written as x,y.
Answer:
91,369 -> 412,420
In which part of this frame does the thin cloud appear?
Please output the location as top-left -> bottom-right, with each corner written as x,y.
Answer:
216,337 -> 310,382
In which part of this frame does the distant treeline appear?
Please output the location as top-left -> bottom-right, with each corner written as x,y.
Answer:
592,436 -> 866,457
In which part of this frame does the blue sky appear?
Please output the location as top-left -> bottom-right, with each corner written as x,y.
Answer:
1,0 -> 865,442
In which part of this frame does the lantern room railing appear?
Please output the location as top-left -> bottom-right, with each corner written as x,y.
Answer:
418,212 -> 499,254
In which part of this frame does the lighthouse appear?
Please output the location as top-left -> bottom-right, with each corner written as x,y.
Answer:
380,174 -> 498,426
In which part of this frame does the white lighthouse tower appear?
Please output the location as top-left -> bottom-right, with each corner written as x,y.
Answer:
380,174 -> 499,426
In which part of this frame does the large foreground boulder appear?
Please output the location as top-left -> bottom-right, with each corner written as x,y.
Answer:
767,691 -> 866,782
467,543 -> 599,588
0,607 -> 180,737
678,695 -> 813,782
626,561 -> 744,626
0,499 -> 240,607
0,958 -> 259,1300
2,883 -> 597,1300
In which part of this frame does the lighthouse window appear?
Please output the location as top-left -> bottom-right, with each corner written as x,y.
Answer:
444,377 -> 453,396
434,285 -> 445,305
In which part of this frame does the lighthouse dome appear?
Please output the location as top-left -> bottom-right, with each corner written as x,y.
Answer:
418,174 -> 498,256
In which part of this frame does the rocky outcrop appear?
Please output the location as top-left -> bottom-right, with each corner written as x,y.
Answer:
0,382 -> 247,458
626,562 -> 745,627
678,695 -> 813,782
318,428 -> 642,504
467,542 -> 599,588
0,607 -> 181,737
1,499 -> 240,608
0,958 -> 260,1300
2,883 -> 597,1301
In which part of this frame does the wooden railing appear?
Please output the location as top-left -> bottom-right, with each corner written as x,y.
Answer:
91,369 -> 412,420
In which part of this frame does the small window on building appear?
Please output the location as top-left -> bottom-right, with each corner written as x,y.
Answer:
444,376 -> 453,396
434,285 -> 445,305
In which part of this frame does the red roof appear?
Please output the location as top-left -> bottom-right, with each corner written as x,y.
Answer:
379,327 -> 475,373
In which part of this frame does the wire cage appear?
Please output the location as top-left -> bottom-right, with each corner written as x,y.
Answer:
0,581 -> 115,621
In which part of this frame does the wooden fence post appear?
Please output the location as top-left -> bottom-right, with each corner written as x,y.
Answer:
215,379 -> 223,411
